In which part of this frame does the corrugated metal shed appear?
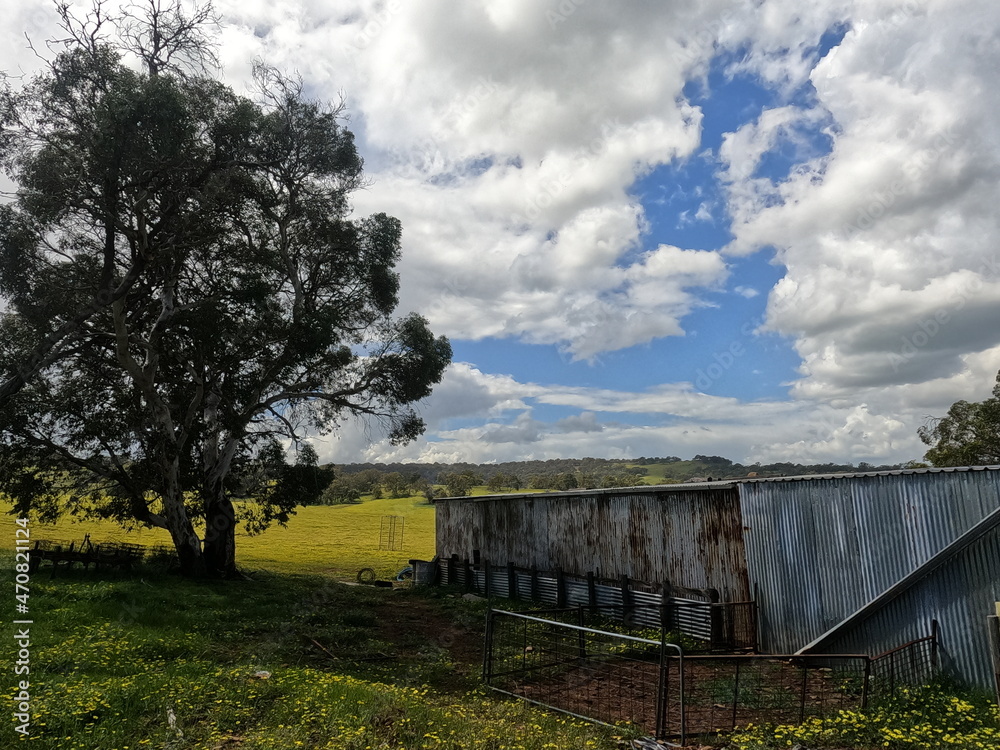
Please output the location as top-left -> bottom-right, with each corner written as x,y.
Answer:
739,469 -> 1000,655
818,523 -> 1000,688
435,466 -> 1000,688
435,484 -> 750,601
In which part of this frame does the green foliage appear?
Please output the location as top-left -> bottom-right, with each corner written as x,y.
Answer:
381,471 -> 409,498
338,455 -> 914,490
441,470 -> 481,497
729,681 -> 1000,749
255,446 -> 334,514
485,471 -> 522,493
919,370 -> 1000,467
319,475 -> 363,505
0,2 -> 450,576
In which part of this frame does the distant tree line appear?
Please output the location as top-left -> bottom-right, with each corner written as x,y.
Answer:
337,457 -> 647,482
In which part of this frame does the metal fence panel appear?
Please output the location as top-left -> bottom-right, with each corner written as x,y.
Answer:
485,609 -> 925,740
536,577 -> 558,605
516,572 -> 534,600
665,654 -> 870,736
565,580 -> 590,607
485,609 -> 678,740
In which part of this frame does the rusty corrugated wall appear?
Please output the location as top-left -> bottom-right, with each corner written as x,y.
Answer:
435,485 -> 750,601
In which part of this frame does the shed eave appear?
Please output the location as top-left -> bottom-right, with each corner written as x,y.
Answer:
433,480 -> 739,503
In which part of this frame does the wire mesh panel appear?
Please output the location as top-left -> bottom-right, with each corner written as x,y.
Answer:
663,654 -> 870,737
485,610 -> 682,739
439,556 -> 757,652
484,608 -> 940,741
566,603 -> 756,653
869,634 -> 938,697
378,515 -> 404,551
439,560 -> 759,651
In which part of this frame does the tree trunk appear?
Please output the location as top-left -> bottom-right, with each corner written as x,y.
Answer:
161,481 -> 206,577
199,385 -> 242,578
202,490 -> 237,578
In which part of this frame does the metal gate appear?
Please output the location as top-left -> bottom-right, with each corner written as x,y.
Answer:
484,609 -> 686,742
378,515 -> 404,551
485,609 -> 939,741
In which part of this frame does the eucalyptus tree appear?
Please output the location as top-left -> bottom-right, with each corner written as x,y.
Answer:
0,0 -> 221,406
0,1 -> 450,577
919,370 -> 1000,467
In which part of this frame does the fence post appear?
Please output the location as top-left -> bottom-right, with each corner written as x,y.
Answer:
463,558 -> 473,592
530,566 -> 539,602
621,574 -> 633,627
484,559 -> 492,598
661,580 -> 672,633
732,659 -> 742,730
482,609 -> 495,682
707,588 -> 722,649
555,567 -> 566,608
931,620 -> 939,677
507,561 -> 517,601
587,571 -> 597,609
861,657 -> 872,709
988,615 -> 1000,706
577,606 -> 587,659
655,625 -> 668,739
798,661 -> 808,724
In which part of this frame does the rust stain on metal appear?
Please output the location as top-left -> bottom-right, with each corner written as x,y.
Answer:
436,487 -> 750,602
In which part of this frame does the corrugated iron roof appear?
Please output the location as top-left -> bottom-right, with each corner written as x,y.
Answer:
738,464 -> 1000,483
434,480 -> 737,502
435,465 -> 1000,501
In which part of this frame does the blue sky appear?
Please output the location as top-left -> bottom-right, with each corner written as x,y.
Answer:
7,0 -> 999,466
429,39 -> 838,435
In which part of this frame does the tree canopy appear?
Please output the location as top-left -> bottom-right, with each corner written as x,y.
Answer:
0,0 -> 450,577
918,370 -> 1000,467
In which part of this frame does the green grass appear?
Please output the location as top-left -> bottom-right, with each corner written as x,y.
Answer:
0,563 -> 632,749
0,494 -> 437,580
2,497 -> 998,749
624,463 -> 678,485
232,495 -> 437,578
728,681 -> 1000,749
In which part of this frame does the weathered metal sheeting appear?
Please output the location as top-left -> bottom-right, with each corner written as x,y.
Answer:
435,487 -> 750,601
741,469 -> 1000,657
821,524 -> 1000,688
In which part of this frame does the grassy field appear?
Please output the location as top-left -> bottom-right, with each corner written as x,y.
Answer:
2,496 -> 999,749
0,494 -> 437,580
0,494 -> 642,748
0,563 -> 629,749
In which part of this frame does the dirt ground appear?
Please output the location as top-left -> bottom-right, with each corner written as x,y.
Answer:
332,588 -> 873,749
374,590 -> 486,667
511,654 -> 865,741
